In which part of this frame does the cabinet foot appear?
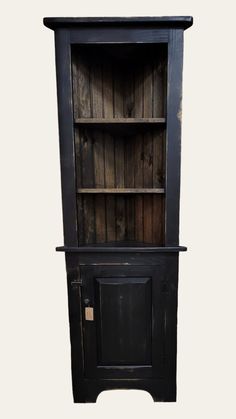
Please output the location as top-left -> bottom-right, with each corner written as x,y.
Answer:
73,379 -> 176,403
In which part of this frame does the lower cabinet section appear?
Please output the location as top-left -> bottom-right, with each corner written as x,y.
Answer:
66,253 -> 179,402
81,265 -> 164,380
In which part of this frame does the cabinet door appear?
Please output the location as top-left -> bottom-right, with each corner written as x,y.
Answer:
81,265 -> 166,379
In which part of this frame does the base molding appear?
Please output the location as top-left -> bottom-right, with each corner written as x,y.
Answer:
74,378 -> 176,403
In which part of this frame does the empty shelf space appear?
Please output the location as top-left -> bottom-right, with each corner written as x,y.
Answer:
77,188 -> 165,194
74,118 -> 166,124
72,44 -> 167,120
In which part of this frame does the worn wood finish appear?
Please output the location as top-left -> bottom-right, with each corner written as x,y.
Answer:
56,246 -> 187,253
165,30 -> 184,245
72,44 -> 166,119
54,30 -> 78,246
75,117 -> 166,124
77,194 -> 164,245
77,188 -> 165,193
75,126 -> 165,245
44,16 -> 193,30
44,16 -> 191,403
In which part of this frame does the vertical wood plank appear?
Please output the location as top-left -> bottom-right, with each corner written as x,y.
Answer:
76,53 -> 91,118
134,137 -> 143,242
105,133 -> 116,242
113,65 -> 124,118
153,129 -> 164,188
114,66 -> 125,241
143,64 -> 153,118
83,195 -> 95,244
93,129 -> 106,243
152,195 -> 164,245
153,48 -> 165,118
123,69 -> 134,117
80,127 -> 95,244
81,129 -> 94,188
103,61 -> 113,118
93,128 -> 105,188
125,137 -> 135,240
152,129 -> 165,245
90,61 -> 103,118
103,61 -> 115,242
143,63 -> 154,243
134,66 -> 144,243
115,137 -> 125,241
134,66 -> 143,118
143,131 -> 153,243
74,128 -> 82,188
91,63 -> 106,243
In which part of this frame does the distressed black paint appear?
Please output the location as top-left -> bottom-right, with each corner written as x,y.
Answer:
44,16 -> 192,403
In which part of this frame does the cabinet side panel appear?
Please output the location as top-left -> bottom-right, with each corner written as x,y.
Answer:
165,30 -> 184,245
55,30 -> 78,245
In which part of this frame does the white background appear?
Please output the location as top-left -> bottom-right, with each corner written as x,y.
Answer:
1,1 -> 236,418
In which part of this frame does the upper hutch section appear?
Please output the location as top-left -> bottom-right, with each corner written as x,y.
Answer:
44,17 -> 192,249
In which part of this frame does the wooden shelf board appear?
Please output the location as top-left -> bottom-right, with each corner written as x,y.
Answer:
56,245 -> 187,253
77,188 -> 165,194
74,118 -> 166,124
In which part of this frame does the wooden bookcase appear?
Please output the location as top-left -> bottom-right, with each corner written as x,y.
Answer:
44,16 -> 193,403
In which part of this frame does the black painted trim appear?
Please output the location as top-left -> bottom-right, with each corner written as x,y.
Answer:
43,16 -> 193,30
54,30 -> 78,246
69,27 -> 169,44
165,30 -> 184,246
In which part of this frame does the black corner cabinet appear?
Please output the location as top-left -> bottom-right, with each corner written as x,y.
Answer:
44,16 -> 193,403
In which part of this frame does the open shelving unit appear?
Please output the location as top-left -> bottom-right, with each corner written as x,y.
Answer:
72,43 -> 167,247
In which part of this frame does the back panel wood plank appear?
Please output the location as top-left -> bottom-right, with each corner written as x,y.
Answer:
72,44 -> 167,120
134,64 -> 144,243
72,44 -> 167,246
125,138 -> 135,240
104,133 -> 116,241
153,195 -> 164,245
102,61 -> 113,118
74,55 -> 91,118
93,130 -> 106,243
91,65 -> 105,243
143,62 -> 154,242
123,69 -> 135,118
82,195 -> 95,244
80,129 -> 94,188
153,129 -> 165,188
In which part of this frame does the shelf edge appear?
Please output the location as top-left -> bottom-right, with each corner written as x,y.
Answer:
56,246 -> 187,253
74,118 -> 166,124
77,188 -> 165,194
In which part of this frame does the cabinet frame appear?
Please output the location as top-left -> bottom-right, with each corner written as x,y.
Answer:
44,16 -> 193,402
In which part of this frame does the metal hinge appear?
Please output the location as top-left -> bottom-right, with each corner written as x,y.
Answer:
71,277 -> 83,289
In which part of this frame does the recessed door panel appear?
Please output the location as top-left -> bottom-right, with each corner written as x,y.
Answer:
81,265 -> 165,379
95,277 -> 152,365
